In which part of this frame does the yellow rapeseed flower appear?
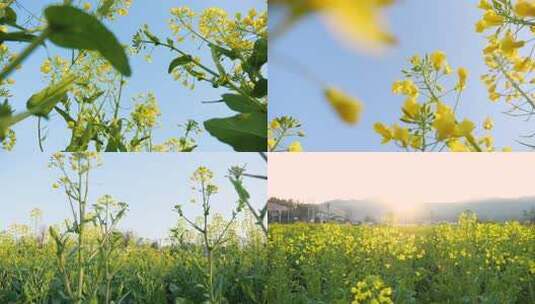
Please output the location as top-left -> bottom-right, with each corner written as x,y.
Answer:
373,122 -> 393,143
273,0 -> 396,52
324,87 -> 363,125
433,102 -> 456,140
455,119 -> 475,137
118,8 -> 128,16
270,119 -> 281,130
499,31 -> 525,58
515,0 -> 535,17
288,141 -> 303,152
478,0 -> 492,10
392,79 -> 419,98
40,59 -> 52,74
483,117 -> 494,130
457,68 -> 468,91
482,10 -> 504,27
308,0 -> 396,51
402,97 -> 420,119
430,51 -> 447,71
392,124 -> 409,147
448,139 -> 470,152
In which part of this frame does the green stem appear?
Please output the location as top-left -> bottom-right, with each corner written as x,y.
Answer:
142,39 -> 265,109
466,134 -> 482,152
493,54 -> 535,110
270,127 -> 288,152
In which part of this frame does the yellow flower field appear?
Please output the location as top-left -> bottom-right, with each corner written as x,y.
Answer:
267,213 -> 535,303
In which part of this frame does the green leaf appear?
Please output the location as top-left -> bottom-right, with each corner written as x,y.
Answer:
251,78 -> 267,98
168,56 -> 192,73
210,43 -> 239,60
0,99 -> 13,119
54,106 -> 75,124
66,121 -> 95,152
83,90 -> 104,104
143,29 -> 160,45
26,74 -> 76,118
96,0 -> 114,17
44,5 -> 131,76
181,145 -> 197,152
221,94 -> 265,113
204,112 -> 267,151
230,177 -> 250,203
0,31 -> 37,43
249,38 -> 267,70
105,120 -> 127,152
0,7 -> 17,25
0,100 -> 13,140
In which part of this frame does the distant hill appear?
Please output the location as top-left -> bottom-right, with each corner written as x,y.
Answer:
320,197 -> 535,223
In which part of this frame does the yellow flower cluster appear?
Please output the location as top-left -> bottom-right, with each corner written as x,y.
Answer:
169,6 -> 266,51
100,0 -> 132,20
269,215 -> 535,303
131,93 -> 161,130
1,128 -> 15,151
351,275 -> 393,304
374,52 -> 508,151
476,0 -> 535,120
268,116 -> 305,152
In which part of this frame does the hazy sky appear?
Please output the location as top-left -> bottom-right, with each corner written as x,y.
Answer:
269,153 -> 535,205
270,0 -> 528,151
8,0 -> 265,152
0,152 -> 266,240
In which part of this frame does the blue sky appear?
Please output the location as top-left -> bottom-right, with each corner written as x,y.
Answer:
0,152 -> 266,240
270,0 -> 530,151
7,0 -> 265,152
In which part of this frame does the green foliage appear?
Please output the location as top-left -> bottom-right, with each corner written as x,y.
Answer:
135,5 -> 268,151
221,94 -> 265,114
0,3 -> 133,148
168,56 -> 193,73
0,224 -> 267,304
44,5 -> 131,76
0,7 -> 17,25
204,112 -> 267,152
26,74 -> 76,118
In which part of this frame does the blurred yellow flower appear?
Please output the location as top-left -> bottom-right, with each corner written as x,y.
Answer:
392,124 -> 409,147
483,117 -> 494,130
270,120 -> 281,129
515,0 -> 535,17
447,140 -> 470,152
374,122 -> 393,143
500,31 -> 525,58
455,119 -> 475,137
324,87 -> 362,125
457,68 -> 468,91
402,97 -> 420,119
433,103 -> 456,140
288,141 -> 303,152
430,51 -> 447,71
273,0 -> 396,52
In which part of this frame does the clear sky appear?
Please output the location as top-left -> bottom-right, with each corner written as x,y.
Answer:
7,0 -> 265,152
270,0 -> 529,151
269,153 -> 535,205
0,152 -> 266,240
